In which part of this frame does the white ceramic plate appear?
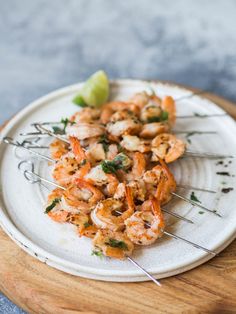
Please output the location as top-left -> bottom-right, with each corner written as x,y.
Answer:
0,80 -> 236,282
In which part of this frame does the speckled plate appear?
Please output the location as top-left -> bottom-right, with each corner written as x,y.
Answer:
0,80 -> 235,282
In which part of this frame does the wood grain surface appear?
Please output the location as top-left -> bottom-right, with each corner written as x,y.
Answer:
0,85 -> 235,314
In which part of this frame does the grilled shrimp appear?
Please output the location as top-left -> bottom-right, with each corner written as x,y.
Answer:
143,159 -> 176,204
86,142 -> 106,162
124,152 -> 146,181
52,152 -> 81,186
114,181 -> 146,202
151,133 -> 186,163
85,165 -> 119,197
66,123 -> 105,140
120,135 -> 151,153
140,122 -> 170,138
52,137 -> 90,186
140,103 -> 163,122
69,136 -> 91,173
61,179 -> 104,214
93,229 -> 134,259
45,188 -> 70,223
91,186 -> 134,231
129,91 -> 150,109
49,139 -> 69,160
100,101 -> 140,124
68,213 -> 98,238
106,144 -> 119,160
70,108 -> 100,123
161,96 -> 176,126
107,119 -> 141,137
125,198 -> 165,245
155,159 -> 176,204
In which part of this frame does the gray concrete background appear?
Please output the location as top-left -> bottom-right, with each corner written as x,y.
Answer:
0,0 -> 235,312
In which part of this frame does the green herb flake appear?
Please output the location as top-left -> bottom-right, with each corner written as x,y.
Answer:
160,111 -> 169,121
117,144 -> 125,153
52,126 -> 64,135
194,112 -> 207,118
98,134 -> 110,152
84,222 -> 91,228
91,250 -> 103,258
198,211 -> 204,214
73,95 -> 88,107
101,153 -> 130,174
147,111 -> 168,123
45,198 -> 61,213
105,238 -> 128,250
80,159 -> 87,166
147,116 -> 160,123
101,160 -> 118,174
221,181 -> 227,185
190,192 -> 201,203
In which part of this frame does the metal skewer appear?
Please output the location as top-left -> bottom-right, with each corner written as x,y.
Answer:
177,184 -> 216,194
174,90 -> 207,102
31,123 -> 234,160
177,113 -> 227,119
162,230 -> 217,255
33,123 -> 70,144
3,137 -> 54,162
127,257 -> 161,286
184,150 -> 234,159
171,192 -> 222,217
174,131 -> 217,135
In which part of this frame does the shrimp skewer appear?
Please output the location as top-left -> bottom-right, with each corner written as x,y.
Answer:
125,198 -> 165,246
24,122 -> 233,160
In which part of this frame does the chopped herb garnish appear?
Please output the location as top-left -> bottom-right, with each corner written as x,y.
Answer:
80,159 -> 87,166
190,192 -> 201,203
73,95 -> 88,107
117,144 -> 125,153
160,111 -> 169,121
45,198 -> 61,213
216,172 -> 230,176
221,187 -> 233,194
98,134 -> 110,152
101,160 -> 118,174
84,222 -> 91,228
147,116 -> 160,123
52,126 -> 64,135
198,211 -> 204,214
221,181 -> 227,185
113,153 -> 131,170
101,153 -> 131,174
91,250 -> 103,258
105,238 -> 128,250
52,118 -> 75,135
147,111 -> 169,123
194,113 -> 207,118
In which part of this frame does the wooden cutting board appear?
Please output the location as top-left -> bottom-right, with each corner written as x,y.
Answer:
0,85 -> 236,314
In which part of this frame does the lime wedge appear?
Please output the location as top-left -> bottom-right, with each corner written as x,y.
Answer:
73,70 -> 109,108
